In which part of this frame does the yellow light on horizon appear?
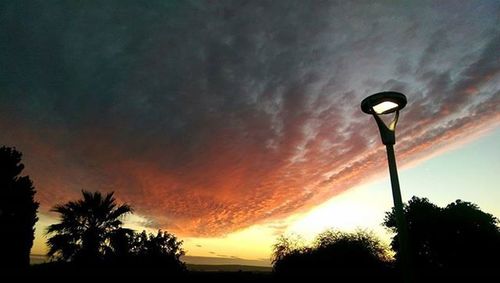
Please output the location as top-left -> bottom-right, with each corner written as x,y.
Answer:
372,101 -> 399,114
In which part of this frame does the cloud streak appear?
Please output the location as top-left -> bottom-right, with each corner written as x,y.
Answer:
1,1 -> 499,236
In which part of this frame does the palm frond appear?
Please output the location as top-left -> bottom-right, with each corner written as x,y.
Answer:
46,190 -> 135,262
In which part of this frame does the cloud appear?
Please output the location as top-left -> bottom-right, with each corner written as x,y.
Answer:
0,1 -> 499,236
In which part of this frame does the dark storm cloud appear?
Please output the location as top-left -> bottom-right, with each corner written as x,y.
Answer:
1,0 -> 499,236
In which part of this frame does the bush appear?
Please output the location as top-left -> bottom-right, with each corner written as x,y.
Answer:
272,229 -> 394,280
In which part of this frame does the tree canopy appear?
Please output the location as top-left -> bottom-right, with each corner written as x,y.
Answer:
0,146 -> 39,269
46,190 -> 133,263
109,230 -> 186,273
384,196 -> 500,279
272,229 -> 392,279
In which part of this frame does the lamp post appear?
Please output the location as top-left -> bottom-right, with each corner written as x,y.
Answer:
361,91 -> 412,282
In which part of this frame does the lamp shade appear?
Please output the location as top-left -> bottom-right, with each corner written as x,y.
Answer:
361,91 -> 407,114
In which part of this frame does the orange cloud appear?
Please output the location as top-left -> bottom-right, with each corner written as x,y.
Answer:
1,1 -> 499,238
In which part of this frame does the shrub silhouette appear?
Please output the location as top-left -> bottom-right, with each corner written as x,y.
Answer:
384,196 -> 500,280
0,146 -> 39,270
46,190 -> 132,264
272,233 -> 304,264
130,230 -> 184,263
272,229 -> 393,280
109,230 -> 186,274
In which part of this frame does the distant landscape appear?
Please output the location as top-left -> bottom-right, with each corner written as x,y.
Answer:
30,254 -> 272,271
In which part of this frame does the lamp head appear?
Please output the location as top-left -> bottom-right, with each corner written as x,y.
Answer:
361,91 -> 407,115
361,91 -> 407,145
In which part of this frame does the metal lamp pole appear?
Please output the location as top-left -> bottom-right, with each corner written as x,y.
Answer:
361,91 -> 412,283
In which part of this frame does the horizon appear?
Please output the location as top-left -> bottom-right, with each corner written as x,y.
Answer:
29,253 -> 272,267
1,0 -> 499,265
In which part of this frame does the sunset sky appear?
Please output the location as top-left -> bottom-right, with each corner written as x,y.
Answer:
1,1 -> 499,266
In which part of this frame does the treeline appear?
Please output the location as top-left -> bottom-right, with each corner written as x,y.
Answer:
272,196 -> 500,281
45,191 -> 185,273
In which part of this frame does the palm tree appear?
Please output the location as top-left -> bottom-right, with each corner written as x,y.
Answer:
46,190 -> 132,263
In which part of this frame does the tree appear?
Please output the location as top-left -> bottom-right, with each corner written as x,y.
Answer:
313,229 -> 391,264
130,230 -> 185,272
106,229 -> 186,276
130,230 -> 184,261
46,190 -> 132,263
0,146 -> 39,269
271,233 -> 304,264
272,229 -> 392,279
384,196 -> 500,279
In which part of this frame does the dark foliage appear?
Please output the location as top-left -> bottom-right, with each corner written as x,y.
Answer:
46,190 -> 133,263
384,196 -> 500,280
27,229 -> 187,279
272,230 -> 395,280
45,190 -> 186,277
108,229 -> 186,274
0,146 -> 39,270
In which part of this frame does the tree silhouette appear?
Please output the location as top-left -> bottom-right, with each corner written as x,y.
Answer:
46,190 -> 132,264
272,229 -> 393,280
116,230 -> 186,273
271,233 -> 304,264
0,146 -> 39,269
384,196 -> 500,279
130,230 -> 184,260
108,227 -> 135,259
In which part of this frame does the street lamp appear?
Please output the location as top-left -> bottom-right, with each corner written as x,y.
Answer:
361,91 -> 412,282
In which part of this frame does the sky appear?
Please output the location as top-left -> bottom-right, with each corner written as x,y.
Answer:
1,1 -> 499,265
